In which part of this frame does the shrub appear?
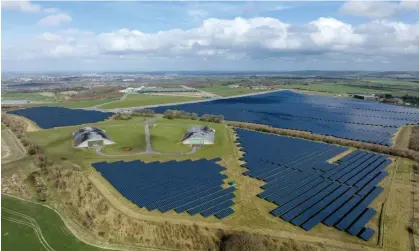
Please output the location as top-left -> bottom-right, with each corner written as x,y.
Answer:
220,232 -> 267,251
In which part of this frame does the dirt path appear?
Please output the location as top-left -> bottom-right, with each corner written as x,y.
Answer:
1,129 -> 26,164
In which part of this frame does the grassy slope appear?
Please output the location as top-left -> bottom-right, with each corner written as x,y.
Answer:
2,196 -> 111,251
2,216 -> 46,251
100,124 -> 146,154
2,123 -> 7,129
198,86 -> 265,97
98,94 -> 201,109
149,124 -> 191,153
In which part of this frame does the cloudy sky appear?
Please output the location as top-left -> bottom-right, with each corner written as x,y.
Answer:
2,1 -> 419,72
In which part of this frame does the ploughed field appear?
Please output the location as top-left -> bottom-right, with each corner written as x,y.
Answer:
236,129 -> 392,241
153,90 -> 419,145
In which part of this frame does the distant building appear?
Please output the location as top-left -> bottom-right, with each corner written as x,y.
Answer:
249,86 -> 268,90
72,127 -> 114,148
138,88 -> 199,93
227,84 -> 239,88
181,126 -> 215,145
353,94 -> 378,101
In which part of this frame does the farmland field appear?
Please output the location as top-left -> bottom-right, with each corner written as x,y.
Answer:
197,86 -> 268,96
98,94 -> 202,109
1,195 -> 111,251
282,82 -> 419,97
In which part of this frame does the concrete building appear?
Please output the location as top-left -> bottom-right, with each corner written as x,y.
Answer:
72,127 -> 115,148
138,88 -> 199,93
181,126 -> 215,145
227,84 -> 240,88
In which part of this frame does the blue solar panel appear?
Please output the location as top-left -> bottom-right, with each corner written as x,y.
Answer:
323,195 -> 362,226
8,106 -> 113,128
201,200 -> 235,217
235,129 -> 391,240
215,207 -> 234,219
359,227 -> 375,241
151,90 -> 419,145
347,208 -> 377,236
92,159 -> 235,219
294,185 -> 349,228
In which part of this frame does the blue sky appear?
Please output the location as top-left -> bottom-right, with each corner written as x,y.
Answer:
2,1 -> 419,72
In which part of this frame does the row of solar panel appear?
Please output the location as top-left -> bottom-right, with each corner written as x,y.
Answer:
92,159 -> 235,219
150,91 -> 418,145
235,129 -> 391,240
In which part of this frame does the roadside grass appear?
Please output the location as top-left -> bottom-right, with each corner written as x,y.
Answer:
1,129 -> 26,163
382,158 -> 412,251
2,123 -> 7,129
1,195 -> 113,251
197,86 -> 266,96
98,94 -> 201,109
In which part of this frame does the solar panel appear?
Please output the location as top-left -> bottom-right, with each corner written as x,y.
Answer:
92,159 -> 235,219
235,129 -> 389,240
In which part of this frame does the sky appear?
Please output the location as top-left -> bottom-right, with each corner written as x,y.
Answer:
2,1 -> 419,72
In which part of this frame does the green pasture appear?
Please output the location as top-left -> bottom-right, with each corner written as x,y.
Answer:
198,86 -> 265,96
98,94 -> 201,109
2,195 -> 112,251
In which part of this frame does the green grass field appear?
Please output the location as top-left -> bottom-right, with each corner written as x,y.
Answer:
100,124 -> 146,154
149,124 -> 191,153
198,86 -> 266,96
98,94 -> 201,109
2,92 -> 57,102
26,116 -> 233,166
282,83 -> 419,97
53,98 -> 120,108
2,195 -> 112,251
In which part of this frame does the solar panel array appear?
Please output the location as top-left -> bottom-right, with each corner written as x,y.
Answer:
8,107 -> 114,129
152,91 -> 419,145
92,158 -> 235,219
236,129 -> 391,240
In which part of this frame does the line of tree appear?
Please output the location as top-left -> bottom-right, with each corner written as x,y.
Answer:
227,121 -> 419,163
112,109 -> 155,120
163,109 -> 224,123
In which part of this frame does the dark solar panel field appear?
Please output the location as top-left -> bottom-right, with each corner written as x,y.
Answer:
152,91 -> 419,146
92,158 -> 235,219
8,107 -> 114,129
236,129 -> 392,240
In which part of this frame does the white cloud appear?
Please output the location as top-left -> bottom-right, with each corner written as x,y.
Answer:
3,17 -> 419,70
1,0 -> 41,13
38,13 -> 72,27
340,1 -> 398,18
400,0 -> 419,11
43,8 -> 60,14
309,18 -> 364,48
340,0 -> 419,19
